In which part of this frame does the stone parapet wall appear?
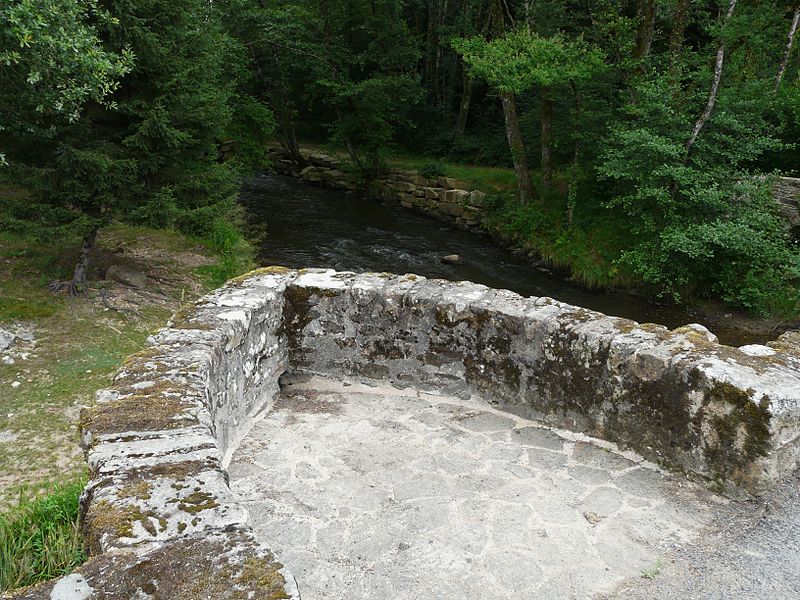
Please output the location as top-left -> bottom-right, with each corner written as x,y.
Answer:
9,269 -> 300,600
286,269 -> 800,496
775,177 -> 800,227
10,267 -> 800,597
267,147 -> 489,234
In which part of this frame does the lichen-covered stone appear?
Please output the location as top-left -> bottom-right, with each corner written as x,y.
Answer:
10,530 -> 298,600
284,268 -> 800,495
11,266 -> 800,598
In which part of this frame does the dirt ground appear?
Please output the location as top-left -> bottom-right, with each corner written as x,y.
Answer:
0,225 -> 220,507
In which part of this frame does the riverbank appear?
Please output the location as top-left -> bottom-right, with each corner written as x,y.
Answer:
266,144 -> 799,343
0,224 -> 249,509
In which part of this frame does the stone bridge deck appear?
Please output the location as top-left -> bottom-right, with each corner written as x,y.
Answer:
12,268 -> 800,599
230,376 -> 719,600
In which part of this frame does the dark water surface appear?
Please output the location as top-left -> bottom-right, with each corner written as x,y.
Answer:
241,174 -> 762,346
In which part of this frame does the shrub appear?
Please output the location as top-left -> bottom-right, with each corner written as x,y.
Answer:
418,161 -> 448,179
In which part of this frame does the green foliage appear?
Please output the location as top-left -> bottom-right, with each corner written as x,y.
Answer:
193,206 -> 255,287
483,185 -> 627,290
453,29 -> 606,95
419,161 -> 448,178
326,74 -> 424,173
0,0 -> 132,136
1,0 -> 270,285
0,481 -> 85,592
4,0 -> 800,317
599,73 -> 798,315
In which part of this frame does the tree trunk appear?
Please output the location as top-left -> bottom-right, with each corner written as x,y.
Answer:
540,86 -> 553,186
684,0 -> 737,157
500,91 -> 534,205
634,0 -> 657,69
456,69 -> 473,135
776,7 -> 800,91
275,85 -> 302,164
72,226 -> 98,293
669,0 -> 691,75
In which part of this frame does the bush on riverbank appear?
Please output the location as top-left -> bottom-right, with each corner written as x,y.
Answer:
384,154 -> 800,319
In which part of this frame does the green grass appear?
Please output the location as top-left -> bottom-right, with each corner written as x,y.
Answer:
387,155 -> 519,193
0,481 -> 85,592
0,220 -> 247,508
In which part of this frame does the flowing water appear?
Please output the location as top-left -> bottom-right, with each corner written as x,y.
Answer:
241,174 -> 763,346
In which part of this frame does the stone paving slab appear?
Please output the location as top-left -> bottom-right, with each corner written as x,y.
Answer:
229,376 -> 725,600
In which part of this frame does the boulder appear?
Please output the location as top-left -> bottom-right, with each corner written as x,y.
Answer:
438,189 -> 469,204
389,181 -> 417,193
106,264 -> 147,289
320,169 -> 345,184
679,323 -> 719,344
441,254 -> 462,265
0,328 -> 15,351
308,153 -> 337,168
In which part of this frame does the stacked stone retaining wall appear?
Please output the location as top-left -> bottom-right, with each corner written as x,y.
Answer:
268,147 -> 800,234
775,176 -> 800,228
267,147 -> 489,234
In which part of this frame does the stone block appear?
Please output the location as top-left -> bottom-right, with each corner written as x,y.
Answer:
424,187 -> 443,199
469,190 -> 487,207
389,181 -> 417,193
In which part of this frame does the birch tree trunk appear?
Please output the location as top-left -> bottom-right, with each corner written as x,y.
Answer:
500,91 -> 534,205
684,0 -> 737,157
775,7 -> 800,91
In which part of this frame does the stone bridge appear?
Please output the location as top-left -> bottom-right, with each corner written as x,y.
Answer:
11,268 -> 800,599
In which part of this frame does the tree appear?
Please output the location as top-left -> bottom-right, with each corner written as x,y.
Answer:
0,0 -> 132,164
683,0 -> 738,158
775,6 -> 800,90
3,0 -> 269,293
454,28 -> 605,197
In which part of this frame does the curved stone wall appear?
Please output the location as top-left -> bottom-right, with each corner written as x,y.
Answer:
13,267 -> 800,598
11,269 -> 300,600
285,269 -> 800,496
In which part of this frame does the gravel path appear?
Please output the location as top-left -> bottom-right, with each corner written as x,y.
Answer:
602,471 -> 800,600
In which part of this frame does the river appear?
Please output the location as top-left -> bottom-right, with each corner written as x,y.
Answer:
241,173 -> 765,347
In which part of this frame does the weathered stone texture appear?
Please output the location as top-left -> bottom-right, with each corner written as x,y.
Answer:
9,266 -> 800,598
9,268 -> 301,600
286,269 -> 800,496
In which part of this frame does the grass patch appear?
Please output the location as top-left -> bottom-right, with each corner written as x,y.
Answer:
0,481 -> 85,592
387,155 -> 518,192
640,558 -> 663,580
0,219 -> 240,508
482,187 -> 636,290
